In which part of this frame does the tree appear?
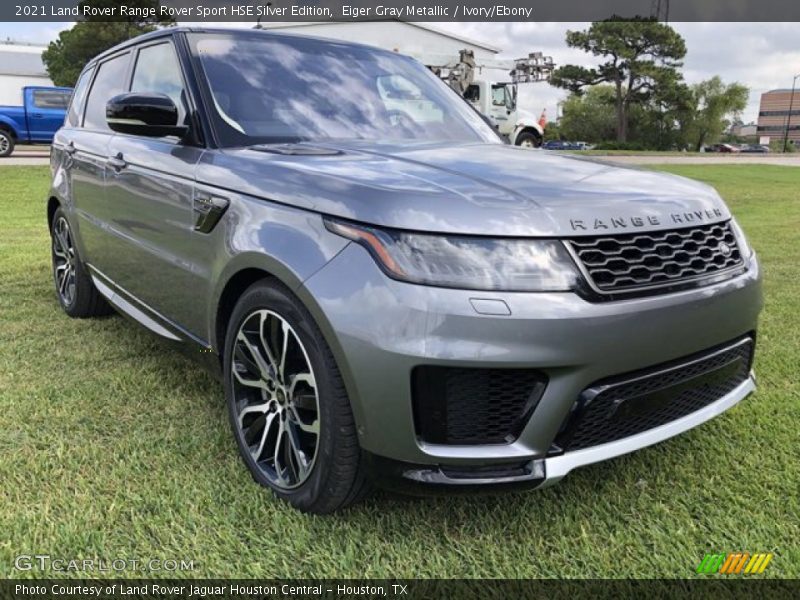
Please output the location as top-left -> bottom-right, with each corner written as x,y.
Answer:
683,77 -> 749,151
550,16 -> 686,142
42,0 -> 173,87
558,86 -> 617,143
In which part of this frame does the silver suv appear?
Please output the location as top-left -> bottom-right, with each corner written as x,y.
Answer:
48,28 -> 762,513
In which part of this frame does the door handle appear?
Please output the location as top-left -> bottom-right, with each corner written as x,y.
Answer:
31,113 -> 44,119
107,153 -> 127,172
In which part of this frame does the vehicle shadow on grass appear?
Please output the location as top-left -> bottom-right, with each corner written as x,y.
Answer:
78,308 -> 709,532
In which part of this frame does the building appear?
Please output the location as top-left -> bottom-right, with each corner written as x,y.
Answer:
757,89 -> 800,146
0,41 -> 53,106
731,123 -> 757,138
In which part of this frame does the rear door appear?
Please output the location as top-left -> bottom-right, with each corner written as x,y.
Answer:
26,88 -> 71,141
103,39 -> 208,338
68,51 -> 132,269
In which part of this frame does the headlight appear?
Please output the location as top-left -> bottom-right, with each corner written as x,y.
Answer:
730,217 -> 753,260
325,218 -> 580,292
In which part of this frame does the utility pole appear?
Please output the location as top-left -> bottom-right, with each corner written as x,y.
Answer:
651,0 -> 670,22
782,74 -> 799,153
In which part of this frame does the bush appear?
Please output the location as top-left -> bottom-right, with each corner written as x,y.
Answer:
592,141 -> 648,151
769,140 -> 797,153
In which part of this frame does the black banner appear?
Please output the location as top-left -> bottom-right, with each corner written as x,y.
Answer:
3,580 -> 800,600
4,0 -> 800,22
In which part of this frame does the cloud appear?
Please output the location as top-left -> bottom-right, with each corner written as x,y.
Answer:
433,21 -> 800,123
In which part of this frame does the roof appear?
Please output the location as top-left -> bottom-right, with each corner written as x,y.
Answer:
0,49 -> 47,76
764,89 -> 798,94
261,21 -> 501,54
90,26 -> 445,65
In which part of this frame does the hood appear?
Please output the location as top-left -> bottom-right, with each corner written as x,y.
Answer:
196,141 -> 730,237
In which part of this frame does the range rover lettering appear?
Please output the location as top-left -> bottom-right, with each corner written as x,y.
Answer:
47,28 -> 762,513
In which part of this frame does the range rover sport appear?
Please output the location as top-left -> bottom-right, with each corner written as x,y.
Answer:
48,28 -> 762,513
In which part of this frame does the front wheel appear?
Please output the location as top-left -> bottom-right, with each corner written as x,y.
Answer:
224,280 -> 369,513
0,130 -> 14,157
515,131 -> 542,149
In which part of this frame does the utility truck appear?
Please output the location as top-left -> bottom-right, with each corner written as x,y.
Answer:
410,49 -> 555,147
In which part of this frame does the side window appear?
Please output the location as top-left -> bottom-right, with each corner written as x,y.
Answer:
83,53 -> 130,131
33,89 -> 71,109
491,86 -> 506,107
131,43 -> 187,124
66,67 -> 94,127
464,85 -> 480,102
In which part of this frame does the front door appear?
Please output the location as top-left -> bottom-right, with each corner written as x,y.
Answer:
102,40 -> 208,340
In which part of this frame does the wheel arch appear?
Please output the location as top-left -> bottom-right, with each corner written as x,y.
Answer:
513,125 -> 543,146
210,255 -> 364,433
0,118 -> 19,139
211,254 -> 338,362
47,196 -> 61,230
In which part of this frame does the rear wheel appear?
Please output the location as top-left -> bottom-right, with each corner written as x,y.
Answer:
515,131 -> 541,149
224,280 -> 369,513
0,130 -> 14,157
51,207 -> 111,318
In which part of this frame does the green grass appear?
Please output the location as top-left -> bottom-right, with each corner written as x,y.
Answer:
0,165 -> 798,579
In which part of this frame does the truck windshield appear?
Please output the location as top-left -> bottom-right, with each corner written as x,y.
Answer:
188,32 -> 500,146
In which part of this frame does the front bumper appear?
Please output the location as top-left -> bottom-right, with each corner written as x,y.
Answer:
363,373 -> 755,494
299,242 -> 762,487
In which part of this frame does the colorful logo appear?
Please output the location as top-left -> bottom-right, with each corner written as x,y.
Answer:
696,552 -> 774,575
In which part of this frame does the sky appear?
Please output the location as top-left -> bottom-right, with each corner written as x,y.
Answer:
2,21 -> 799,123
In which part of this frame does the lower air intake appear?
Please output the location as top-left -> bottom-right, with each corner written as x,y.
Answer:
556,337 -> 754,452
412,367 -> 547,445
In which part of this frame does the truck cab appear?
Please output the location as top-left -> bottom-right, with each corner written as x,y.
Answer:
0,86 -> 72,157
464,80 -> 543,147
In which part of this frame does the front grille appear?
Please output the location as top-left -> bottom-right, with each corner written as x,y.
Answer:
568,221 -> 744,294
412,367 -> 547,445
555,337 -> 754,452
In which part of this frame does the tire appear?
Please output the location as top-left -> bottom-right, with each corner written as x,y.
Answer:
224,279 -> 370,513
515,131 -> 541,149
51,207 -> 112,318
0,129 -> 14,157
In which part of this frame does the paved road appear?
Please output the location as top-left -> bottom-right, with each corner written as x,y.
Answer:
0,148 -> 50,166
591,154 -> 800,167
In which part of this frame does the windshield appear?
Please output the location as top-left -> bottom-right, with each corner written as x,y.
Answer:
188,32 -> 500,146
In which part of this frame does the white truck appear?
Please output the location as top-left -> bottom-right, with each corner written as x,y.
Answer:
409,49 -> 555,147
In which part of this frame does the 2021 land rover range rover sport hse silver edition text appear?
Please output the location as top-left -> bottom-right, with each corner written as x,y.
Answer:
48,28 -> 762,513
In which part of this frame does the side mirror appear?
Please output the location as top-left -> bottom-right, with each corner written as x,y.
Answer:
106,93 -> 188,138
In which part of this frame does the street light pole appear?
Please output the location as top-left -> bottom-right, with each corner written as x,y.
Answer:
782,74 -> 799,153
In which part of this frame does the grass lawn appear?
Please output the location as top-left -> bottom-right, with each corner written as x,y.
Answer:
0,165 -> 797,579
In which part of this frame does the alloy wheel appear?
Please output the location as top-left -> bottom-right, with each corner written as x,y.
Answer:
519,139 -> 535,148
230,309 -> 320,490
0,135 -> 9,155
52,216 -> 77,306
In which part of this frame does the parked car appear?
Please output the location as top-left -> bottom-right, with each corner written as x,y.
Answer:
542,140 -> 588,150
543,140 -> 569,150
740,144 -> 770,153
48,28 -> 762,513
706,143 -> 741,153
0,86 -> 72,157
